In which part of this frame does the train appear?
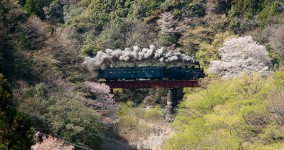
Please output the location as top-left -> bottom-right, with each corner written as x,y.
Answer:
97,66 -> 205,81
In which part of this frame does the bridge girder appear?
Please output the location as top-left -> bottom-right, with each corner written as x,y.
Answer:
102,80 -> 200,89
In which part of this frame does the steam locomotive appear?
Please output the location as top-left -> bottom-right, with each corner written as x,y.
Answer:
97,66 -> 205,81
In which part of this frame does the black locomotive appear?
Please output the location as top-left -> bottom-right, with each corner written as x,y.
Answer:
97,66 -> 205,81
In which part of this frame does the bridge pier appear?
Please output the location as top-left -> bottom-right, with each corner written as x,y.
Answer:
103,80 -> 200,121
166,88 -> 177,121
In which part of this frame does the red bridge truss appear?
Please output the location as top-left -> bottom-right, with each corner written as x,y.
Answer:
101,80 -> 200,89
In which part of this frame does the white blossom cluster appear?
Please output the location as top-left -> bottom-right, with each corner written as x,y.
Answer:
157,12 -> 177,33
208,36 -> 271,78
83,45 -> 195,69
85,81 -> 113,100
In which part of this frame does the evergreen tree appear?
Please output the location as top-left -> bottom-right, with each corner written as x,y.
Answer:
23,0 -> 45,20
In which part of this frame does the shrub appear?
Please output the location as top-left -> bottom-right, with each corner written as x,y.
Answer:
259,124 -> 284,144
116,101 -> 139,129
180,26 -> 214,55
196,31 -> 238,69
273,68 -> 284,88
143,105 -> 164,121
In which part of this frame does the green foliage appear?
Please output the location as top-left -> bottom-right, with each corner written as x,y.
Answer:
47,97 -> 102,149
257,1 -> 282,27
114,89 -> 151,106
143,105 -> 164,121
81,33 -> 101,56
224,0 -> 284,34
164,117 -> 241,150
0,74 -> 34,150
65,0 -> 206,38
161,0 -> 206,18
182,74 -> 271,114
116,101 -> 166,133
130,0 -> 163,19
18,83 -> 103,149
232,0 -> 264,18
259,124 -> 284,144
274,67 -> 284,89
156,32 -> 178,47
0,1 -> 9,23
215,0 -> 232,14
23,0 -> 46,20
44,0 -> 64,23
242,142 -> 284,150
65,0 -> 131,32
185,0 -> 206,17
5,0 -> 284,149
268,47 -> 284,70
164,74 -> 274,149
17,34 -> 32,50
116,101 -> 139,129
196,31 -> 238,69
197,42 -> 217,62
81,18 -> 155,56
180,26 -> 214,55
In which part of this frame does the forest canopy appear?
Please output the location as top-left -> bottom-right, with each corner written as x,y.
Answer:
1,0 -> 284,149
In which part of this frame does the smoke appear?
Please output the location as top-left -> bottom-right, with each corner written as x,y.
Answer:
83,45 -> 195,69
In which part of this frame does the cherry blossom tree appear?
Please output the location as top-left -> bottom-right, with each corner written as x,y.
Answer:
208,36 -> 271,78
32,133 -> 74,150
85,82 -> 116,121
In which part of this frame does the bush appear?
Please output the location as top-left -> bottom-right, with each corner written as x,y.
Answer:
116,101 -> 139,129
143,105 -> 164,121
259,124 -> 284,144
196,31 -> 237,69
273,67 -> 284,89
180,26 -> 214,55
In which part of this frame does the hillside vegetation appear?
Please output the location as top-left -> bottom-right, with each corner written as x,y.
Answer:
165,71 -> 284,149
1,0 -> 284,149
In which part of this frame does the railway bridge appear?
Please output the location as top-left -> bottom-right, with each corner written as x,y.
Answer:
101,80 -> 201,119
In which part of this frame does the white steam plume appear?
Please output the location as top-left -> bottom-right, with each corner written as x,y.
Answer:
83,45 -> 195,69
